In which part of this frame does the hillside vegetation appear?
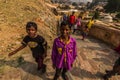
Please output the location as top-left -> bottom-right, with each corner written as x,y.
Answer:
0,0 -> 58,79
0,0 -> 57,55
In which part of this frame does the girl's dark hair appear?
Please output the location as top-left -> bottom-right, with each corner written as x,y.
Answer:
26,21 -> 37,30
60,21 -> 70,29
72,11 -> 75,15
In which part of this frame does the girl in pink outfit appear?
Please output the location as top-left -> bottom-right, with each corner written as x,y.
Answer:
73,15 -> 82,34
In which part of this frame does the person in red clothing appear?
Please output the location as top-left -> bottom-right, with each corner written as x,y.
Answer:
73,15 -> 82,34
69,11 -> 76,29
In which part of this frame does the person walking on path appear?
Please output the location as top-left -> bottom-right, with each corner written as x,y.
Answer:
73,15 -> 82,34
62,13 -> 69,23
69,11 -> 76,30
86,16 -> 95,32
81,16 -> 95,40
51,22 -> 77,80
8,21 -> 47,73
103,57 -> 120,80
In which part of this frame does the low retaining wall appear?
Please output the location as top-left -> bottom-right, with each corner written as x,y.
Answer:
89,23 -> 120,47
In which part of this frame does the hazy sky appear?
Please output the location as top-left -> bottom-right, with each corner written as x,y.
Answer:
70,0 -> 92,3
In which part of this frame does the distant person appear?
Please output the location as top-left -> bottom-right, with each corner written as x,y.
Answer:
80,16 -> 95,40
62,13 -> 68,23
81,23 -> 88,40
86,16 -> 95,31
8,21 -> 47,73
52,22 -> 77,80
94,9 -> 100,19
80,11 -> 85,20
69,11 -> 76,29
73,15 -> 82,34
103,57 -> 120,80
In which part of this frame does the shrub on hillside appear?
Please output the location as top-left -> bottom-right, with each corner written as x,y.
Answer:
72,2 -> 78,6
93,10 -> 100,19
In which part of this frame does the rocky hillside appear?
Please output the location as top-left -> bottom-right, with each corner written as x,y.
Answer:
0,0 -> 57,55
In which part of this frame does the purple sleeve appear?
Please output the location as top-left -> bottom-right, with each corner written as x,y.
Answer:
73,39 -> 77,61
51,39 -> 57,65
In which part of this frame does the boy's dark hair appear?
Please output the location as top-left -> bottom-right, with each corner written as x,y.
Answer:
26,21 -> 37,30
60,21 -> 70,29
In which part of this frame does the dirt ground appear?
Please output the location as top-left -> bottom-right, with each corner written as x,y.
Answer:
0,0 -> 57,79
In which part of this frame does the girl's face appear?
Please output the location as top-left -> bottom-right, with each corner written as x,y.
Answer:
60,25 -> 71,37
26,26 -> 37,38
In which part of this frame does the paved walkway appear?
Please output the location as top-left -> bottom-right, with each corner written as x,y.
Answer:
1,34 -> 120,80
44,34 -> 120,80
69,34 -> 120,80
21,34 -> 120,80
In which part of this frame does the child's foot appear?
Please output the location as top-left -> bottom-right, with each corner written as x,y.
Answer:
37,67 -> 42,71
62,74 -> 69,80
103,75 -> 109,80
64,75 -> 69,80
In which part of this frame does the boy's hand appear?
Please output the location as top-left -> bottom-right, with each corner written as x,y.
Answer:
8,51 -> 16,56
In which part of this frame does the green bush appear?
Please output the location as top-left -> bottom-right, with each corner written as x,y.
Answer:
72,2 -> 78,6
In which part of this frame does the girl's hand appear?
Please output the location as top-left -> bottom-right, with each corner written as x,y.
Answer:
86,28 -> 89,32
52,64 -> 56,69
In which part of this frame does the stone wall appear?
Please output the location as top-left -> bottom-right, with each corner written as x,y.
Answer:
89,23 -> 120,47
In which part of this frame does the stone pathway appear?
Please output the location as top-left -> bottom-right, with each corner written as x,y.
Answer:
0,34 -> 120,80
69,34 -> 120,80
45,34 -> 120,80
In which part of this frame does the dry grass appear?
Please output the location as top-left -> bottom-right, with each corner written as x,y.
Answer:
0,0 -> 57,54
0,1 -> 58,79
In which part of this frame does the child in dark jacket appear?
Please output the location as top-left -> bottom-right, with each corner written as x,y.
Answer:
8,21 -> 47,73
103,57 -> 120,80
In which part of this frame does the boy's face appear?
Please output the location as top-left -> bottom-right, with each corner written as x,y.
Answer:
26,26 -> 37,38
60,25 -> 71,37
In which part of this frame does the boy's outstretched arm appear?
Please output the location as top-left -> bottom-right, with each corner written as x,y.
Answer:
8,45 -> 26,56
